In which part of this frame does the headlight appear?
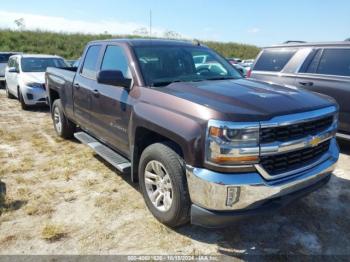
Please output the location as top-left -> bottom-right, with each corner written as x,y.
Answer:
26,82 -> 43,88
206,120 -> 260,166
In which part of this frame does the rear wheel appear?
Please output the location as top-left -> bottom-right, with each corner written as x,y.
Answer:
139,142 -> 191,227
52,99 -> 76,139
5,82 -> 15,99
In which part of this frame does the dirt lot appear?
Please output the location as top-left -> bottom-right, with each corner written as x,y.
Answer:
0,88 -> 349,257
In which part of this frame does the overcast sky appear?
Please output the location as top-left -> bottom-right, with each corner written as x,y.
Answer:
1,0 -> 349,46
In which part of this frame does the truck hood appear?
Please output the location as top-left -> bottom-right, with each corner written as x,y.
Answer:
20,72 -> 45,84
157,78 -> 335,122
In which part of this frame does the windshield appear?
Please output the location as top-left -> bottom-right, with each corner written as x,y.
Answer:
0,54 -> 13,63
134,46 -> 242,87
21,58 -> 67,72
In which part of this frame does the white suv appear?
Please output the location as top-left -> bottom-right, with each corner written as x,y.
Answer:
5,54 -> 67,109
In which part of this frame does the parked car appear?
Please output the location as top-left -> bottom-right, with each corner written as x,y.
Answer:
227,57 -> 242,64
232,63 -> 247,77
242,59 -> 255,64
250,41 -> 350,140
5,54 -> 67,109
0,52 -> 21,87
46,39 -> 339,228
241,59 -> 254,69
65,59 -> 78,67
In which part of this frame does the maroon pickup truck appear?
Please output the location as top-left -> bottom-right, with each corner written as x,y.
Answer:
46,39 -> 339,228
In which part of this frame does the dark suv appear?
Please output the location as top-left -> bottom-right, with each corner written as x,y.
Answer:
250,41 -> 350,140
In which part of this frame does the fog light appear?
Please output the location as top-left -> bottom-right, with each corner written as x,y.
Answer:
26,93 -> 33,100
226,187 -> 240,207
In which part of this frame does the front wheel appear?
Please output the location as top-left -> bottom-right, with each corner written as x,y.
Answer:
139,142 -> 191,227
52,99 -> 76,139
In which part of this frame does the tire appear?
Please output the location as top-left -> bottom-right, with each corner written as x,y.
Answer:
52,99 -> 76,139
18,88 -> 29,110
139,142 -> 191,227
5,82 -> 15,99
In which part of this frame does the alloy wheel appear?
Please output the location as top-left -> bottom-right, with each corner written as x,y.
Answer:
144,160 -> 173,212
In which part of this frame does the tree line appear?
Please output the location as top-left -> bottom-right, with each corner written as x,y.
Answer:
0,29 -> 260,60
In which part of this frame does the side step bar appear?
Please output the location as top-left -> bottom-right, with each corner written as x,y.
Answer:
74,132 -> 131,173
337,133 -> 350,141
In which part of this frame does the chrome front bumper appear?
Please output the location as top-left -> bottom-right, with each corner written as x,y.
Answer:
186,138 -> 339,212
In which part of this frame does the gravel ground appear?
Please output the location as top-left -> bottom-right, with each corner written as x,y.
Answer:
0,89 -> 349,258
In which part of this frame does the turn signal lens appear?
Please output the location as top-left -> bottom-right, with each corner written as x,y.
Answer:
211,155 -> 259,164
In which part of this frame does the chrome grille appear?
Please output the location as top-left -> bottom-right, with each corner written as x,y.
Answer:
260,115 -> 334,144
260,140 -> 331,176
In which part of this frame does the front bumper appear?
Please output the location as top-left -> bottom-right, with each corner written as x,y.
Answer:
21,86 -> 47,106
186,138 -> 339,228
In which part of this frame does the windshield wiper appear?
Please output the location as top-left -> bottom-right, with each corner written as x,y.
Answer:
205,76 -> 237,81
151,80 -> 183,87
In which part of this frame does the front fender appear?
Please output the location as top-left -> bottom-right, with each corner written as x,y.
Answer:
130,102 -> 206,167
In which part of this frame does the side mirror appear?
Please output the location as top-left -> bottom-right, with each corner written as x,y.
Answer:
97,70 -> 131,89
8,67 -> 18,73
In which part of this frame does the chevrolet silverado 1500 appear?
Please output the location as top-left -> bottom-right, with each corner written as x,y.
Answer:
46,39 -> 339,228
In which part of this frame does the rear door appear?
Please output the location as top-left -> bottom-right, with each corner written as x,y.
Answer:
295,48 -> 350,133
89,44 -> 133,156
73,45 -> 103,130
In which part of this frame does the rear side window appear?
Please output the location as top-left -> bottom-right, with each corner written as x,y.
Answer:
81,45 -> 102,79
299,49 -> 323,73
316,49 -> 350,77
254,49 -> 296,72
101,45 -> 131,78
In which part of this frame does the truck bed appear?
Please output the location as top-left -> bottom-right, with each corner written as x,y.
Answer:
46,67 -> 77,118
46,67 -> 77,88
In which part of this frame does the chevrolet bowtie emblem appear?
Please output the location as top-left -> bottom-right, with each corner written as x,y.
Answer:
310,137 -> 321,147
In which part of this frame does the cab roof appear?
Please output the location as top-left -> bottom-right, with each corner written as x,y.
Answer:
18,54 -> 63,58
266,41 -> 350,49
88,38 -> 206,47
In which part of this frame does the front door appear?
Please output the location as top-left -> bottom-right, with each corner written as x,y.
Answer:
90,44 -> 133,156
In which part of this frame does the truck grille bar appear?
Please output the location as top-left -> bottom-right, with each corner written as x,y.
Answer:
260,115 -> 333,144
257,106 -> 338,180
260,140 -> 330,176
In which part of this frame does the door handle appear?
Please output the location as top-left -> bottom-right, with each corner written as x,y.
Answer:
73,83 -> 80,89
92,89 -> 100,97
299,81 -> 314,87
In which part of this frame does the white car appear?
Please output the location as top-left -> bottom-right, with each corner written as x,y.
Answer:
0,52 -> 21,86
5,54 -> 67,109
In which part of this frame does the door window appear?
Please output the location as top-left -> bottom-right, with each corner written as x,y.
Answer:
101,45 -> 131,78
81,45 -> 102,79
14,59 -> 19,71
316,49 -> 350,77
299,49 -> 322,73
7,58 -> 14,67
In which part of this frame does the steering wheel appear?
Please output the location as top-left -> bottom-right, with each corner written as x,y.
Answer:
197,67 -> 211,75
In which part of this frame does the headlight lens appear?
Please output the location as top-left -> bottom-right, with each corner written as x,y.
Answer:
206,120 -> 260,166
26,82 -> 43,88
